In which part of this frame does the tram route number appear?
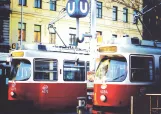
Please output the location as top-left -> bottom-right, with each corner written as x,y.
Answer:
100,90 -> 108,94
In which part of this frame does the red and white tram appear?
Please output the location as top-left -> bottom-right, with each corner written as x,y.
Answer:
92,37 -> 161,113
0,53 -> 10,101
8,44 -> 90,111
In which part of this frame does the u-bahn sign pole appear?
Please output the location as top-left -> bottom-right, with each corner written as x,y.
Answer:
66,0 -> 96,71
90,0 -> 97,71
90,0 -> 96,42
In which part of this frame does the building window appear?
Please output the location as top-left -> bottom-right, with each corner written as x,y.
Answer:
112,6 -> 118,21
34,25 -> 41,42
123,8 -> 128,23
112,34 -> 117,38
34,0 -> 42,8
69,27 -> 76,46
49,33 -> 56,44
97,31 -> 102,43
50,0 -> 56,11
19,0 -> 27,6
97,1 -> 102,18
18,22 -> 26,41
133,10 -> 138,24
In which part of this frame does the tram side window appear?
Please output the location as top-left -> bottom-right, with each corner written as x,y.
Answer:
131,56 -> 154,82
63,61 -> 85,81
34,59 -> 58,81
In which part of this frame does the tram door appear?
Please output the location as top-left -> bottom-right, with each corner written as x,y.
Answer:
0,63 -> 10,101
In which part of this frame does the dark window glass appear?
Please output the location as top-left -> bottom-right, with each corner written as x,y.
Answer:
50,0 -> 56,11
34,59 -> 58,81
131,56 -> 154,82
19,0 -> 27,6
123,8 -> 128,23
63,61 -> 85,81
112,6 -> 117,21
97,1 -> 102,18
35,0 -> 42,8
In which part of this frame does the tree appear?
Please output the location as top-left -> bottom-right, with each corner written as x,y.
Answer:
104,0 -> 161,41
104,0 -> 143,11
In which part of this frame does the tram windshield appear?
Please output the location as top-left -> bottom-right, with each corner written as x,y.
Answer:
95,56 -> 127,82
10,59 -> 31,81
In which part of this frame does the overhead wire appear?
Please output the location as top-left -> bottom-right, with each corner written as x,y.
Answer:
134,2 -> 161,39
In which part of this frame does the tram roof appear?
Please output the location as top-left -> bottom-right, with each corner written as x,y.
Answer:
11,44 -> 90,59
98,37 -> 161,55
0,53 -> 10,62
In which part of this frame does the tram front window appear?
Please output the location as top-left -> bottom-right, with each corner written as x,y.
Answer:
10,59 -> 31,81
95,57 -> 127,82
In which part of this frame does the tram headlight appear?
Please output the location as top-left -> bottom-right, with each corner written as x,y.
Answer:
100,95 -> 107,102
10,91 -> 16,98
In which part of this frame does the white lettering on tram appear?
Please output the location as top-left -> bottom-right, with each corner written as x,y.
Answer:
11,81 -> 16,91
100,90 -> 108,94
42,85 -> 48,94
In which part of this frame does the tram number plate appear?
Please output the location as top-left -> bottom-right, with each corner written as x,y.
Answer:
100,90 -> 108,94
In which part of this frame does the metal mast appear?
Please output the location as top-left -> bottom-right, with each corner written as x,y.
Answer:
90,0 -> 97,71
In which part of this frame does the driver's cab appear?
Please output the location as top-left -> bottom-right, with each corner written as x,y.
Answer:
95,55 -> 127,82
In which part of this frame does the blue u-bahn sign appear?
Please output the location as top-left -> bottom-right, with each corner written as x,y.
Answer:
66,0 -> 89,18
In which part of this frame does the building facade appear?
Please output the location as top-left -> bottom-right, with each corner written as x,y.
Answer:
9,0 -> 142,50
0,0 -> 10,52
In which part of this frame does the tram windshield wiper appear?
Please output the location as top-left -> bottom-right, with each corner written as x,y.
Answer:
112,74 -> 125,81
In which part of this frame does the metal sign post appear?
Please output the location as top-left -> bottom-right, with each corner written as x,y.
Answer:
90,0 -> 97,71
66,0 -> 89,47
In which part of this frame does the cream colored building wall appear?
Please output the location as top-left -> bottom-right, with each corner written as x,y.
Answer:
10,0 -> 143,48
10,0 -> 90,48
97,0 -> 142,44
76,0 -> 142,46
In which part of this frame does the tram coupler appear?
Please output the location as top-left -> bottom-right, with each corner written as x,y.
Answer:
76,97 -> 86,114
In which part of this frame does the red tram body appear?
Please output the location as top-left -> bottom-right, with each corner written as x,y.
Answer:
92,38 -> 161,113
8,44 -> 90,111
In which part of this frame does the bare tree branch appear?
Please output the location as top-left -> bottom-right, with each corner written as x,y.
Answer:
111,0 -> 143,10
103,0 -> 143,11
